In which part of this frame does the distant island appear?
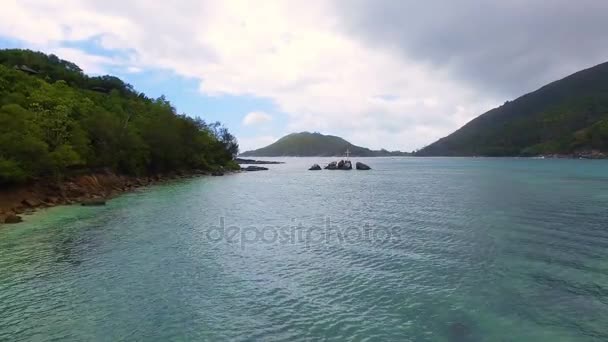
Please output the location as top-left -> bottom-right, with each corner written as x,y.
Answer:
240,132 -> 411,157
416,61 -> 608,157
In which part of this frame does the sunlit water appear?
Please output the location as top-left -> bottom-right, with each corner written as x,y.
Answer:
1,158 -> 608,341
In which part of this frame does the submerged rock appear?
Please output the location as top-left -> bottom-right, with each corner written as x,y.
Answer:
81,200 -> 106,206
241,165 -> 269,171
448,322 -> 473,342
4,214 -> 23,224
356,162 -> 371,170
309,164 -> 321,170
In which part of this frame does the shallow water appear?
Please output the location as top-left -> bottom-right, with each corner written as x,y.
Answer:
1,157 -> 608,341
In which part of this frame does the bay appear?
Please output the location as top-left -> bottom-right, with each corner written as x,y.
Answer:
1,157 -> 608,341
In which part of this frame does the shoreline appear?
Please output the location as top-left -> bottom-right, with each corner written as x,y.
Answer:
0,170 -> 236,225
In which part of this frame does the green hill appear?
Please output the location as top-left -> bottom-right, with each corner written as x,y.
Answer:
0,49 -> 239,185
416,61 -> 608,156
240,132 -> 409,157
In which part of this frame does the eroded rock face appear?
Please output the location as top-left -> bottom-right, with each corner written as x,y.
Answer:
309,164 -> 321,170
356,162 -> 371,170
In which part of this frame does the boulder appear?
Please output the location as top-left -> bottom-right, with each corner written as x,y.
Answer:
81,200 -> 106,206
356,162 -> 371,170
21,198 -> 42,208
241,166 -> 269,171
324,161 -> 338,170
4,214 -> 23,224
308,164 -> 322,170
211,171 -> 224,176
45,197 -> 60,204
339,160 -> 352,170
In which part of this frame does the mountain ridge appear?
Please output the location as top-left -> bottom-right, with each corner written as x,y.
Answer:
416,61 -> 608,156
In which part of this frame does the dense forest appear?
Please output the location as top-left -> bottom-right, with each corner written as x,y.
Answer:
240,132 -> 410,157
0,49 -> 239,185
416,61 -> 608,156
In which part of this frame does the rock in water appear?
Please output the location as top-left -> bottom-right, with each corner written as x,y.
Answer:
309,164 -> 321,170
325,160 -> 352,170
81,200 -> 106,206
4,214 -> 23,224
211,171 -> 224,176
448,322 -> 472,341
325,161 -> 338,170
242,166 -> 269,171
339,160 -> 352,170
356,162 -> 371,170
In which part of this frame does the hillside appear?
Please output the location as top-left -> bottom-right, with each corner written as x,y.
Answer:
0,49 -> 239,185
416,61 -> 608,156
240,132 -> 410,157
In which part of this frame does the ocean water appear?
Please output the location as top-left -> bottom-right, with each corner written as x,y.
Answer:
1,157 -> 608,341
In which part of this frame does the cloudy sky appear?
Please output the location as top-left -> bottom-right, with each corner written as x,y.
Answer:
2,0 -> 608,152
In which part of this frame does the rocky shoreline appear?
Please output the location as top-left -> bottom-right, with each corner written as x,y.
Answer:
535,151 -> 607,159
235,158 -> 284,165
0,170 -> 234,225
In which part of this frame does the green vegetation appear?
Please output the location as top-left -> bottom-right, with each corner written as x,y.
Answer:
417,61 -> 608,156
240,132 -> 410,157
0,49 -> 239,185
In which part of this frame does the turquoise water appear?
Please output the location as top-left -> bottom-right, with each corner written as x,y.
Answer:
1,157 -> 608,341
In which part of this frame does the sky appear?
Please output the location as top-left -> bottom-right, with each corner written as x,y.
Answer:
1,0 -> 608,152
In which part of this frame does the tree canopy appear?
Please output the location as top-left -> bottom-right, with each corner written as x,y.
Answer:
0,49 -> 239,185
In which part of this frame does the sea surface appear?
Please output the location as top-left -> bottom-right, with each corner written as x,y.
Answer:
1,157 -> 608,341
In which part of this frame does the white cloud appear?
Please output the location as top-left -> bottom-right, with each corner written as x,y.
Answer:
242,111 -> 272,126
0,0 -> 506,150
238,135 -> 278,152
46,47 -> 120,74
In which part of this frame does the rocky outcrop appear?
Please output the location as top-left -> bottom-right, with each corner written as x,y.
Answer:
356,162 -> 371,170
325,160 -> 352,170
325,161 -> 337,170
309,164 -> 322,170
241,166 -> 269,171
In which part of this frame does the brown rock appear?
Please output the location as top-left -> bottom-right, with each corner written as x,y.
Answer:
4,214 -> 23,224
45,197 -> 60,204
81,199 -> 106,206
22,198 -> 42,208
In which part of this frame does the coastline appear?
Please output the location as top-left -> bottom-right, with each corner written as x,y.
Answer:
0,170 -> 235,225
